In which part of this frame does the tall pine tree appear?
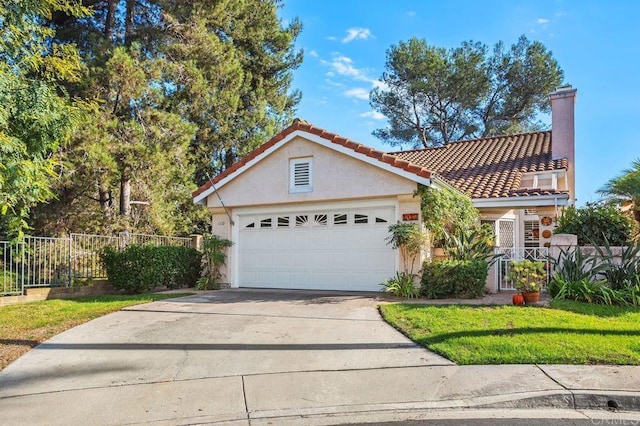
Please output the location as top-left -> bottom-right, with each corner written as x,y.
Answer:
32,0 -> 302,235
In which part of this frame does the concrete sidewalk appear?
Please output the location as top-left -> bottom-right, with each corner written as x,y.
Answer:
1,290 -> 639,425
1,363 -> 638,425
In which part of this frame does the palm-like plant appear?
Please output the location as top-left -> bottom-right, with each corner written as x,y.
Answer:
598,158 -> 640,223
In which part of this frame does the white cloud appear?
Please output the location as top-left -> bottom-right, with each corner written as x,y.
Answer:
326,36 -> 337,41
322,55 -> 372,82
360,111 -> 386,120
324,79 -> 345,88
309,50 -> 319,58
371,80 -> 388,91
342,27 -> 373,43
319,54 -> 388,103
407,11 -> 416,17
537,18 -> 550,24
343,87 -> 370,100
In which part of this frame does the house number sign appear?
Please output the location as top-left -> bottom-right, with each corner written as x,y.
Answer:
402,213 -> 419,221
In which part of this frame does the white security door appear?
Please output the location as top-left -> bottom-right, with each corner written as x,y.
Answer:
237,206 -> 396,291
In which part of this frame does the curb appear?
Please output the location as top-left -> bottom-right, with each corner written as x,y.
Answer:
246,389 -> 640,423
572,390 -> 640,412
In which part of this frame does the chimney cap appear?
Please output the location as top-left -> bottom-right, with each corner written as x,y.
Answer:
550,85 -> 577,99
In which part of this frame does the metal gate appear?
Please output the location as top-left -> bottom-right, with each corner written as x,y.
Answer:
496,247 -> 549,290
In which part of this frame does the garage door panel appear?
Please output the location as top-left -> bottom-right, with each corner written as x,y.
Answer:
272,252 -> 293,268
254,232 -> 276,250
238,205 -> 396,291
242,270 -> 257,286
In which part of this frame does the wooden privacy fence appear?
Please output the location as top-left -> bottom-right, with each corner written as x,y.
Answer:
0,233 -> 193,296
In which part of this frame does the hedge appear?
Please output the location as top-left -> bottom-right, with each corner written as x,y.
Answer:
421,260 -> 488,299
103,245 -> 202,294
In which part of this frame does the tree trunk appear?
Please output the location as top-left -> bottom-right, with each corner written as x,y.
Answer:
104,0 -> 118,39
124,0 -> 135,47
634,209 -> 640,224
119,175 -> 131,216
99,182 -> 113,217
224,149 -> 235,169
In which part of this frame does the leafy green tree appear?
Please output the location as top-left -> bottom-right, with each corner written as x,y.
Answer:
417,185 -> 479,245
554,204 -> 633,246
32,0 -> 301,235
162,0 -> 303,183
0,0 -> 87,239
371,36 -> 564,148
598,159 -> 640,224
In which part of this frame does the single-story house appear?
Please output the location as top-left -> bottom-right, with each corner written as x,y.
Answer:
193,86 -> 577,292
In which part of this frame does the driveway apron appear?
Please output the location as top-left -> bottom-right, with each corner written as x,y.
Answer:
0,289 -> 450,425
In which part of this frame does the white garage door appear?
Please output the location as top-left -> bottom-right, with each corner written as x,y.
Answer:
238,206 -> 396,291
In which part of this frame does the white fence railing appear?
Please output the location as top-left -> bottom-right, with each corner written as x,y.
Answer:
496,247 -> 550,291
23,236 -> 73,288
0,233 -> 193,296
119,232 -> 191,249
71,234 -> 119,280
1,241 -> 25,296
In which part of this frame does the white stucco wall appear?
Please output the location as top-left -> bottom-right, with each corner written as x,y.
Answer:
206,136 -> 418,209
203,136 -> 427,286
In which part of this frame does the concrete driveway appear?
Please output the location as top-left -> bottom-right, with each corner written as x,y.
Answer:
0,289 -> 451,425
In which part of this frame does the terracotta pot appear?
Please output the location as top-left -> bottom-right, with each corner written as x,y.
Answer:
522,291 -> 540,304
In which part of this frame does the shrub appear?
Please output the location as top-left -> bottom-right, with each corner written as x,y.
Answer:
421,260 -> 488,299
550,277 -> 640,306
592,239 -> 640,290
103,245 -> 202,294
443,224 -> 498,264
416,185 -> 478,246
548,245 -> 600,286
197,234 -> 233,290
381,272 -> 419,298
550,277 -> 609,304
507,260 -> 546,293
554,203 -> 633,246
385,222 -> 427,276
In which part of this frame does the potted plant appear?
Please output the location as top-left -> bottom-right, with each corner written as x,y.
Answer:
507,260 -> 546,304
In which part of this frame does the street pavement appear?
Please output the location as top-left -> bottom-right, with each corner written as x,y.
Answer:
0,289 -> 639,425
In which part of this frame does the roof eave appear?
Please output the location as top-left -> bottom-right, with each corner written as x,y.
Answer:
430,175 -> 468,197
472,193 -> 570,209
192,128 -> 433,206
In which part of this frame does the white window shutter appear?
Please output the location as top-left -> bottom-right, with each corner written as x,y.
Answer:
294,162 -> 310,186
290,158 -> 313,193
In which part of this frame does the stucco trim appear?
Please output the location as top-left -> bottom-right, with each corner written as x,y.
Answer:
193,129 -> 431,205
472,194 -> 570,209
296,131 -> 432,187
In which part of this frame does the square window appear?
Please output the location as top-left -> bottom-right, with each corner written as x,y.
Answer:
314,214 -> 327,226
260,218 -> 272,228
333,213 -> 347,225
277,217 -> 290,227
354,214 -> 368,224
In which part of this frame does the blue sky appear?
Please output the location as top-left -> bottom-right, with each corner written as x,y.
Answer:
278,0 -> 640,206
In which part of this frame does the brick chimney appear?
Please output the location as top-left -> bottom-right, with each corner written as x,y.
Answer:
550,86 -> 577,204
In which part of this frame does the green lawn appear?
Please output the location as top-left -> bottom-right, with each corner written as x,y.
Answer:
380,300 -> 640,365
0,293 -> 193,370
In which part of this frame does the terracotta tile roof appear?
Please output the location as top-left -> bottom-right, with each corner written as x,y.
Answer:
193,119 -> 433,198
390,132 -> 569,199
